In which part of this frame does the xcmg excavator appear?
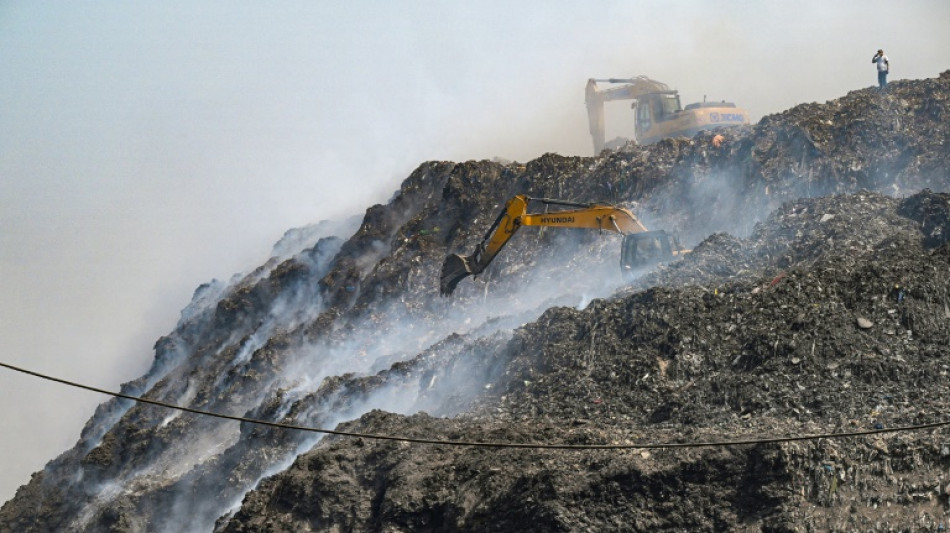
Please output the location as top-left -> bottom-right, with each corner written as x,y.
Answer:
586,76 -> 750,154
440,195 -> 687,295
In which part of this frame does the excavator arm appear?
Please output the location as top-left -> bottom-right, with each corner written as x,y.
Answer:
586,76 -> 672,154
440,194 -> 651,295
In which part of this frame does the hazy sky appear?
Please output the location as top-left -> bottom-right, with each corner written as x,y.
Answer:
1,0 -> 947,503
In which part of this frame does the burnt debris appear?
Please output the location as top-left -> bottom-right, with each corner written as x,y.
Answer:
4,72 -> 950,532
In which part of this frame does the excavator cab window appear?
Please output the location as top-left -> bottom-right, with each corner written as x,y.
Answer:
621,231 -> 673,275
659,94 -> 682,120
636,100 -> 652,133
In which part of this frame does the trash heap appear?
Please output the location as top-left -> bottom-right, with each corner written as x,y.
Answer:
223,189 -> 950,532
3,72 -> 950,532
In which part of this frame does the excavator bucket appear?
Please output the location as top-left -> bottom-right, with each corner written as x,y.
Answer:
440,253 -> 474,296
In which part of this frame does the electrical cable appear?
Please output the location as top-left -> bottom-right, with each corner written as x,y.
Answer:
2,360 -> 948,450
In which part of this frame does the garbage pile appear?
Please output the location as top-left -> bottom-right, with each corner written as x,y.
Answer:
221,199 -> 950,532
3,72 -> 950,532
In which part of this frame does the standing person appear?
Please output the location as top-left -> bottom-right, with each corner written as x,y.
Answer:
872,49 -> 890,90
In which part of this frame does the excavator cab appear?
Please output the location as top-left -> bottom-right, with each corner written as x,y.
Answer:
620,230 -> 674,275
635,93 -> 682,139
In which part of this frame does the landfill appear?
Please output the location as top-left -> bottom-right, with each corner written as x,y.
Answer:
2,72 -> 950,532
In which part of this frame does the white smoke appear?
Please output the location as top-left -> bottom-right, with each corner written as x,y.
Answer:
3,0 -> 950,514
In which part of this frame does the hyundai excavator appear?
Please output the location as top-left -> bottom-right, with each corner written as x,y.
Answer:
586,76 -> 750,154
440,195 -> 687,295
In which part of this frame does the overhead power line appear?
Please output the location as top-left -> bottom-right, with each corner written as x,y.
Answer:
1,360 -> 948,450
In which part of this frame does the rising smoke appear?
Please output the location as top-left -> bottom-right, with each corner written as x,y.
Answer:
3,0 -> 950,515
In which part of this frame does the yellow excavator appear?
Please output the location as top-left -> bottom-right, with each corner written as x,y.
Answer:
440,195 -> 687,295
586,76 -> 750,154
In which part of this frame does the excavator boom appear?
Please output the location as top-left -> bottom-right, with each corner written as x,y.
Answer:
440,194 -> 676,295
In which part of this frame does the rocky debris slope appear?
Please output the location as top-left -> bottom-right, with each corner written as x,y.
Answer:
222,190 -> 950,532
2,72 -> 950,532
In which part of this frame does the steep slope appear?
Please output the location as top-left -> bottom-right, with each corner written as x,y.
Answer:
2,72 -> 950,532
222,190 -> 950,532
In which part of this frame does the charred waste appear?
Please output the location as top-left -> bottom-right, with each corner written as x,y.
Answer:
3,72 -> 950,532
